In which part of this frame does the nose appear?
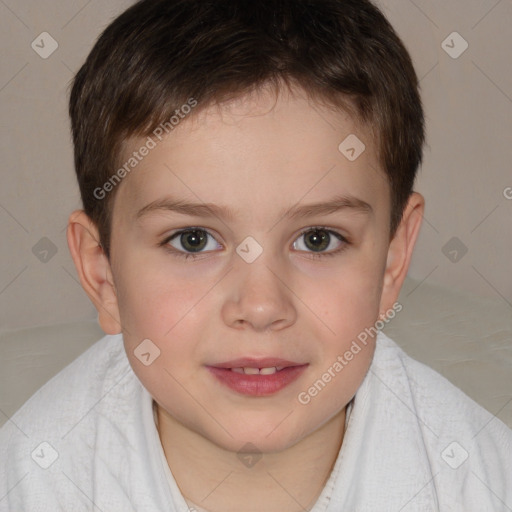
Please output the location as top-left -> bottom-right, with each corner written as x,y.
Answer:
221,255 -> 297,333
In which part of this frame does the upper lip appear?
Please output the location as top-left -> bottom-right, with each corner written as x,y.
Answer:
209,358 -> 307,369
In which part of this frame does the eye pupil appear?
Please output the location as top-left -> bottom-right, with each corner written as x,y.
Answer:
181,230 -> 207,252
305,229 -> 329,252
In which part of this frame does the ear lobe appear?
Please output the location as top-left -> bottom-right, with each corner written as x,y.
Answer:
380,192 -> 425,312
66,210 -> 122,335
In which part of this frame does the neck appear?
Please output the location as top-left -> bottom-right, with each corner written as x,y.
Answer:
156,405 -> 347,512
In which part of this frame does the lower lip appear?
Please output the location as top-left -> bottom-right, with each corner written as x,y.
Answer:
206,365 -> 308,396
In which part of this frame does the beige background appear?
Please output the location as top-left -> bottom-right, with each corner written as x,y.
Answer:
0,0 -> 511,332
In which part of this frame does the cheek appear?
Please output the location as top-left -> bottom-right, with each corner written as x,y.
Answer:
113,257 -> 211,397
114,253 -> 207,339
116,272 -> 201,405
301,257 -> 385,340
296,273 -> 381,413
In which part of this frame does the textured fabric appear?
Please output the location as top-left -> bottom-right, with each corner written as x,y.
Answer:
0,331 -> 510,511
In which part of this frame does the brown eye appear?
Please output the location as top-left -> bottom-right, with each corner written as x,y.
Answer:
180,230 -> 207,252
303,229 -> 330,252
293,228 -> 346,255
167,229 -> 220,253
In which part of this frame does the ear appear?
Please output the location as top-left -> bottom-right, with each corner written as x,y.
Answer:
379,192 -> 424,315
66,210 -> 122,335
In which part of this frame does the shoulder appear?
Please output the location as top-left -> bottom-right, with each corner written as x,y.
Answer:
0,334 -> 134,506
0,333 -> 129,440
373,332 -> 512,504
375,332 -> 511,437
0,334 -> 173,510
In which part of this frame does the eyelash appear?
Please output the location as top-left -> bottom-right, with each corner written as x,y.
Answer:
159,226 -> 350,261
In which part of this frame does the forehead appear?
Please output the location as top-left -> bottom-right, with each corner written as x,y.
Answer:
113,85 -> 388,226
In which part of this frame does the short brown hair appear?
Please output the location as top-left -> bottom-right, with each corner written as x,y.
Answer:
69,0 -> 425,259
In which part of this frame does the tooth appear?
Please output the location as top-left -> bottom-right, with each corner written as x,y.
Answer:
243,367 -> 260,375
231,367 -> 245,374
259,367 -> 277,375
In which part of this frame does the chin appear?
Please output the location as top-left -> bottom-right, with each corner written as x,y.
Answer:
207,415 -> 312,455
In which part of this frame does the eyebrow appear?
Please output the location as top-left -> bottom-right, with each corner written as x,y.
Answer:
135,194 -> 373,222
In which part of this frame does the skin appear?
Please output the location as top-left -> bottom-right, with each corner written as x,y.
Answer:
67,83 -> 424,512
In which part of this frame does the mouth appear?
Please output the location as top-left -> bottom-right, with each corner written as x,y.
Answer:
206,358 -> 308,396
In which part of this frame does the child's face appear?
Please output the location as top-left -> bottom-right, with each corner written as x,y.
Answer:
99,86 -> 405,453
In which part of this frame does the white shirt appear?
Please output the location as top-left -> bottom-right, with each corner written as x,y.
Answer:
0,331 -> 511,511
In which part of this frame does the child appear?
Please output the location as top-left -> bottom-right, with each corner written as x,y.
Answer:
1,0 -> 511,510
